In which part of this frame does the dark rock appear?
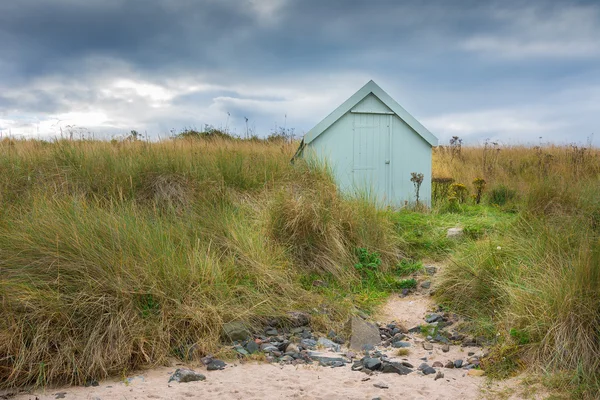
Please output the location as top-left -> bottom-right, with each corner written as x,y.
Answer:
301,331 -> 313,339
300,338 -> 317,349
55,393 -> 67,399
280,355 -> 294,363
351,361 -> 364,371
441,344 -> 450,353
432,361 -> 443,368
265,328 -> 278,336
261,344 -> 279,353
454,359 -> 463,368
84,379 -> 99,387
435,370 -> 444,380
468,352 -> 475,356
308,351 -> 349,366
408,326 -> 421,333
328,330 -> 337,339
400,288 -> 410,297
285,343 -> 300,354
418,363 -> 430,370
381,361 -> 412,375
234,346 -> 249,356
333,335 -> 346,344
425,313 -> 442,323
290,327 -> 305,335
222,322 -> 250,342
421,281 -> 431,289
422,367 -> 437,375
349,316 -> 380,351
168,368 -> 206,383
200,356 -> 213,365
401,361 -> 414,368
327,360 -> 345,368
392,333 -> 406,341
392,341 -> 411,348
245,341 -> 259,354
206,360 -> 226,371
363,357 -> 383,371
445,361 -> 455,368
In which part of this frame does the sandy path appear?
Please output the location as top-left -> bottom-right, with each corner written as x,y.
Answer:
12,292 -> 504,400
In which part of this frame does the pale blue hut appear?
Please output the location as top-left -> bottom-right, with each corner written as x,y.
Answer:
294,80 -> 438,207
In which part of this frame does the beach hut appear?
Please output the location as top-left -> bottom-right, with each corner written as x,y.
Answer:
294,80 -> 438,207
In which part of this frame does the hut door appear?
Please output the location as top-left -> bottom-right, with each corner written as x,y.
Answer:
352,112 -> 392,202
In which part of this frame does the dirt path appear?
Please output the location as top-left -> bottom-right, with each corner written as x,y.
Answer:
11,288 -> 528,400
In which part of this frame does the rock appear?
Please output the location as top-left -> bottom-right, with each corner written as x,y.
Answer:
418,363 -> 430,370
333,335 -> 346,344
381,361 -> 412,375
285,343 -> 300,354
422,366 -> 437,375
280,355 -> 294,363
349,317 -> 381,351
447,227 -> 464,239
408,326 -> 421,333
425,313 -> 442,323
392,341 -> 411,348
467,369 -> 485,377
327,360 -> 346,368
432,361 -> 443,368
422,342 -> 433,351
346,351 -> 357,359
392,333 -> 407,341
444,361 -> 454,368
441,344 -> 450,353
300,338 -> 318,349
317,337 -> 341,352
84,379 -> 99,387
308,351 -> 349,366
434,370 -> 444,380
245,341 -> 259,354
200,356 -> 213,365
421,281 -> 432,289
206,360 -> 226,371
168,368 -> 206,383
222,322 -> 250,342
425,265 -> 437,275
401,361 -> 414,368
373,383 -> 389,389
55,393 -> 67,399
234,346 -> 249,356
261,344 -> 279,353
265,328 -> 278,336
363,357 -> 382,371
291,327 -> 305,334
454,359 -> 463,368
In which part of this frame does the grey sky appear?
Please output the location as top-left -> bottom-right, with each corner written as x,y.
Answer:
0,0 -> 599,144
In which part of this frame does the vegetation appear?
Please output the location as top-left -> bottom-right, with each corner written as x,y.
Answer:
1,135 -> 599,398
0,137 -> 398,389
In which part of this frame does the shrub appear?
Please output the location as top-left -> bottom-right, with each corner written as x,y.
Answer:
488,185 -> 517,206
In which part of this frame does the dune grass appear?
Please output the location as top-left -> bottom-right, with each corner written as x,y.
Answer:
432,143 -> 600,398
0,138 -> 400,389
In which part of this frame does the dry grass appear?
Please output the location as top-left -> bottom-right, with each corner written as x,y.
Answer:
0,137 -> 400,389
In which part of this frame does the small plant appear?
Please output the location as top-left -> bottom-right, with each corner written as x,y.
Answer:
509,328 -> 530,345
473,178 -> 486,204
396,348 -> 410,357
410,172 -> 425,206
449,183 -> 469,203
449,136 -> 463,160
354,248 -> 382,278
395,259 -> 423,276
397,278 -> 417,289
488,185 -> 517,206
431,176 -> 454,204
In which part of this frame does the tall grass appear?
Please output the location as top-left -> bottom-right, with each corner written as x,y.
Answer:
0,138 -> 399,389
433,142 -> 600,398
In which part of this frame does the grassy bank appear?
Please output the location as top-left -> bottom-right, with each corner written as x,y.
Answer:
431,143 -> 600,398
0,138 -> 400,389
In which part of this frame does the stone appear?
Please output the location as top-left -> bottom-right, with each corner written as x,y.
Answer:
392,341 -> 411,348
300,338 -> 318,349
200,356 -> 213,365
444,361 -> 454,369
222,322 -> 250,342
441,344 -> 450,353
317,337 -> 341,352
234,346 -> 249,356
286,311 -> 311,327
421,281 -> 432,289
308,351 -> 349,366
467,369 -> 486,377
418,363 -> 430,370
422,366 -> 437,375
425,313 -> 442,323
55,393 -> 67,399
363,357 -> 382,371
425,265 -> 437,275
280,355 -> 294,363
84,379 -> 99,387
432,361 -> 443,368
245,341 -> 259,354
381,361 -> 412,375
392,333 -> 407,341
373,383 -> 389,389
349,317 -> 381,351
206,360 -> 226,371
434,370 -> 444,381
447,227 -> 464,239
333,335 -> 346,344
168,368 -> 206,383
401,361 -> 414,368
422,342 -> 433,351
265,328 -> 278,336
291,327 -> 305,334
261,344 -> 279,353
454,359 -> 463,368
285,343 -> 300,354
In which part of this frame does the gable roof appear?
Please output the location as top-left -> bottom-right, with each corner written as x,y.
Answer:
303,80 -> 438,147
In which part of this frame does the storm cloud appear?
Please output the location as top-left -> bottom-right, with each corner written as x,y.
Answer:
0,0 -> 599,144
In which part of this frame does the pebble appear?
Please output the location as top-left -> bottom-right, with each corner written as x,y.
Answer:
168,368 -> 206,383
206,360 -> 226,371
392,341 -> 411,348
432,361 -> 443,368
373,383 -> 389,389
444,361 -> 455,369
285,343 -> 300,353
421,281 -> 431,289
434,370 -> 444,380
425,313 -> 442,323
422,366 -> 437,375
422,342 -> 433,351
441,344 -> 450,352
245,341 -> 259,354
454,359 -> 463,368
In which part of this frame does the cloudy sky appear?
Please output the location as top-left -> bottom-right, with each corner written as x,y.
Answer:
1,0 -> 599,144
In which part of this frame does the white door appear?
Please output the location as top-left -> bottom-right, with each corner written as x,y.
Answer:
352,112 -> 391,202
